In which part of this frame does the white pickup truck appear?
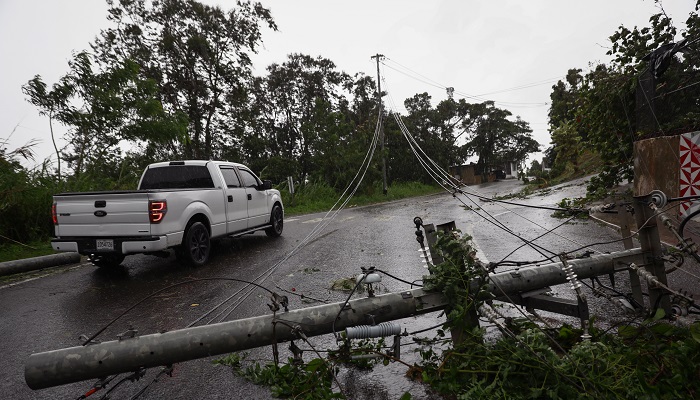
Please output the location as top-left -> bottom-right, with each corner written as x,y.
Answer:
51,160 -> 284,267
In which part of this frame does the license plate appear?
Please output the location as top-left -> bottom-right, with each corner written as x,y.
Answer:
96,239 -> 114,251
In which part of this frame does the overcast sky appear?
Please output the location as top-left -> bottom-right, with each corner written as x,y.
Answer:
0,0 -> 694,168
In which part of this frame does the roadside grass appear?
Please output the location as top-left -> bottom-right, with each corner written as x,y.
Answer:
281,180 -> 443,216
0,240 -> 55,263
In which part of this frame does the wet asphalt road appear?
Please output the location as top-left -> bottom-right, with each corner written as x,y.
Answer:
2,177 -> 689,399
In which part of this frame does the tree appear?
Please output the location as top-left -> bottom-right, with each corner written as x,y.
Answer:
548,2 -> 700,192
463,102 -> 539,176
500,116 -> 540,172
383,95 -> 538,184
22,75 -> 73,181
92,0 -> 277,160
24,51 -> 187,187
528,159 -> 542,176
386,94 -> 480,184
550,121 -> 582,175
548,69 -> 583,130
250,54 -> 354,185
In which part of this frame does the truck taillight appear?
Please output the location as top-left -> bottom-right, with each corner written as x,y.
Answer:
149,200 -> 167,223
51,202 -> 58,225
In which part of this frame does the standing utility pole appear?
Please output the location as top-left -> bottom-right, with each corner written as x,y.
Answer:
372,53 -> 387,195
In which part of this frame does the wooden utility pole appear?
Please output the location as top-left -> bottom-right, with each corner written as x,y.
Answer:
371,53 -> 387,195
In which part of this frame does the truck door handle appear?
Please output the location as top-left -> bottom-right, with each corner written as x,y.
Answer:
247,194 -> 252,200
228,195 -> 233,202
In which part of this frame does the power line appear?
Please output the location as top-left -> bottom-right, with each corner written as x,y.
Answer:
381,57 -> 549,108
475,76 -> 564,97
187,100 -> 384,327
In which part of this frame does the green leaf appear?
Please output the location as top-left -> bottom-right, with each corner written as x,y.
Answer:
305,358 -> 325,372
618,325 -> 639,338
649,323 -> 674,336
651,308 -> 666,321
690,323 -> 700,344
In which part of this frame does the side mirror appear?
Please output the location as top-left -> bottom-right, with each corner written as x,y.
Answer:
258,180 -> 273,190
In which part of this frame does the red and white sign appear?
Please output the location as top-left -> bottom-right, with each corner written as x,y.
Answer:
679,132 -> 700,217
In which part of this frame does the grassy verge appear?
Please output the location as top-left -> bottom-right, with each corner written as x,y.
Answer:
0,240 -> 56,263
281,181 -> 444,216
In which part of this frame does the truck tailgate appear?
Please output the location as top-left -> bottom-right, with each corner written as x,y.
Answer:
54,191 -> 152,237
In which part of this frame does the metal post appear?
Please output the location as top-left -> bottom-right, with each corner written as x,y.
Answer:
632,195 -> 671,314
620,208 -> 644,308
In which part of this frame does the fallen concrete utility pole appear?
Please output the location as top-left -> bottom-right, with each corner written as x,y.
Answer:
25,247 -> 644,390
0,252 -> 81,277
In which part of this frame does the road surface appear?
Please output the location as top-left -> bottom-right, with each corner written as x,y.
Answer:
2,177 -> 691,399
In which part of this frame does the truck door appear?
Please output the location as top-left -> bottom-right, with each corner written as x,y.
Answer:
237,167 -> 268,228
219,166 -> 248,233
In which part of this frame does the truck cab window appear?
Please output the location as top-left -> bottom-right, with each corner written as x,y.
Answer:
140,166 -> 214,189
239,169 -> 261,188
220,167 -> 242,188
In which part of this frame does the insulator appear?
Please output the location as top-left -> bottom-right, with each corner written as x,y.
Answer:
635,266 -> 659,286
590,204 -> 615,213
479,305 -> 495,322
345,322 -> 401,339
672,304 -> 689,317
649,190 -> 668,208
356,273 -> 381,284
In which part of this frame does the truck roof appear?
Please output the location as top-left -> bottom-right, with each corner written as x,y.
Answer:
146,160 -> 247,168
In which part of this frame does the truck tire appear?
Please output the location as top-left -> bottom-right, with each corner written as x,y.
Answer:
90,254 -> 125,268
182,221 -> 210,266
265,204 -> 284,237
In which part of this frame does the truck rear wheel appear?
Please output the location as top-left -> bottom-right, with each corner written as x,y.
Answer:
90,254 -> 125,268
265,204 -> 283,237
182,221 -> 210,266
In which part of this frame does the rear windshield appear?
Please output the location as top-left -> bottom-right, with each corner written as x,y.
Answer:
139,166 -> 215,189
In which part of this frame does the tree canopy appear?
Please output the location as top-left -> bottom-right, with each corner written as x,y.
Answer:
22,0 -> 540,193
547,1 -> 700,192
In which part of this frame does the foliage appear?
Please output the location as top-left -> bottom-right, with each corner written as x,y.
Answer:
215,337 -> 393,398
415,231 -> 700,399
386,97 -> 540,184
548,2 -> 700,195
462,101 -> 539,176
215,353 -> 342,399
250,54 -> 356,185
280,180 -> 442,216
0,241 -> 55,263
549,121 -> 581,176
552,197 -> 589,219
92,0 -> 277,161
415,316 -> 700,399
212,229 -> 700,400
23,52 -> 187,182
0,141 -> 55,245
423,230 -> 488,333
